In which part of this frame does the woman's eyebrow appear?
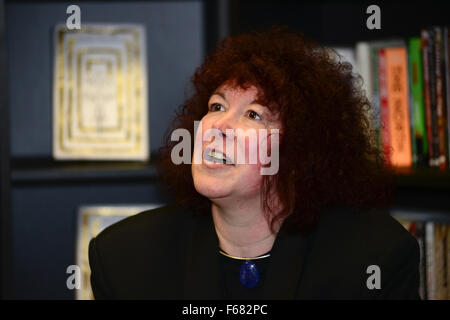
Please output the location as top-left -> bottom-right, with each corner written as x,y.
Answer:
211,91 -> 272,114
249,99 -> 266,107
212,91 -> 226,101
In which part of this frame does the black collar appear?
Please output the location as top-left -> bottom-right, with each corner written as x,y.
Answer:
182,212 -> 313,299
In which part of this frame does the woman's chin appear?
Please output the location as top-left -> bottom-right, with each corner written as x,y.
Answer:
193,179 -> 232,200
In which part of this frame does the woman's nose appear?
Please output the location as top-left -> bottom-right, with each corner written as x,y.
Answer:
211,114 -> 234,138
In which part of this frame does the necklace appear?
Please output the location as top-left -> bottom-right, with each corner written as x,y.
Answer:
219,250 -> 271,288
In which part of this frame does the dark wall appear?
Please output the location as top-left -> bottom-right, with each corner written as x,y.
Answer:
7,1 -> 204,159
232,0 -> 450,46
12,182 -> 169,299
6,1 -> 204,299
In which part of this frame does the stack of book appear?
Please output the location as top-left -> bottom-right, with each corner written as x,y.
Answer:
395,218 -> 449,300
355,26 -> 449,169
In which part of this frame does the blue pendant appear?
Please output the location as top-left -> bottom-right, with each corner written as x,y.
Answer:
239,260 -> 260,288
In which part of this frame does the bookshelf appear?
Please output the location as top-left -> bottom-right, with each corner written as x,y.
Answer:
227,0 -> 450,212
227,0 -> 450,300
393,168 -> 450,190
11,160 -> 158,184
0,0 -> 449,299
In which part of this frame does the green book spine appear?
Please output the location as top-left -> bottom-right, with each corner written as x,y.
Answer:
408,37 -> 428,167
371,47 -> 381,149
408,41 -> 418,166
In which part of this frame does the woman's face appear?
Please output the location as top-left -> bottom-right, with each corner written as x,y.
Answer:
191,84 -> 281,202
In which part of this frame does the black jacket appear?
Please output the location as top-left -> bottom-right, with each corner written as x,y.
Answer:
88,204 -> 420,299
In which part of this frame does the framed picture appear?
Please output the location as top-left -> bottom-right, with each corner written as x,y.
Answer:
75,203 -> 163,300
53,24 -> 149,160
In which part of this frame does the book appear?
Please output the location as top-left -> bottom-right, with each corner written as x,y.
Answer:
408,49 -> 417,167
423,28 -> 440,167
356,42 -> 372,101
410,221 -> 427,300
384,47 -> 413,167
433,27 -> 448,169
445,27 -> 450,163
434,224 -> 448,299
425,222 -> 436,299
356,40 -> 404,151
408,38 -> 428,167
356,42 -> 375,132
446,223 -> 450,299
422,30 -> 434,167
425,223 -> 449,300
392,215 -> 450,300
378,48 -> 391,165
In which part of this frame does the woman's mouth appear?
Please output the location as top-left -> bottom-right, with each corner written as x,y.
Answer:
203,149 -> 235,166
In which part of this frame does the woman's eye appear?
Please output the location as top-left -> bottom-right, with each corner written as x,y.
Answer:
209,103 -> 224,112
247,110 -> 261,120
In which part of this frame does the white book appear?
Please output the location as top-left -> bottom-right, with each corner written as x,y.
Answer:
447,224 -> 450,299
434,224 -> 448,300
425,222 -> 436,299
356,42 -> 372,102
355,39 -> 405,132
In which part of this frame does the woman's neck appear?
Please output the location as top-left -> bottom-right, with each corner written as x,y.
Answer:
211,200 -> 280,258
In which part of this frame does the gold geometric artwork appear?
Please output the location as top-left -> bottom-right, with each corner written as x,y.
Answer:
76,204 -> 163,300
53,24 -> 149,160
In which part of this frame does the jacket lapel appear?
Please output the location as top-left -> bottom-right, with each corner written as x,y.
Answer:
261,223 -> 312,299
183,213 -> 222,299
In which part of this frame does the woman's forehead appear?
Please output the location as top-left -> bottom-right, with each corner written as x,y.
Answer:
212,83 -> 274,110
210,82 -> 281,121
212,83 -> 259,100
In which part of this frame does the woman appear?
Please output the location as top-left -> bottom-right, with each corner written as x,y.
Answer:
89,27 -> 420,299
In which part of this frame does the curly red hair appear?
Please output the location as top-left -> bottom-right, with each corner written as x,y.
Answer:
157,26 -> 392,234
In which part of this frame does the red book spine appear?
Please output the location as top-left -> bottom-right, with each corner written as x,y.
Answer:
378,48 -> 391,165
385,47 -> 412,167
422,29 -> 435,166
434,27 -> 447,169
445,27 -> 450,163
